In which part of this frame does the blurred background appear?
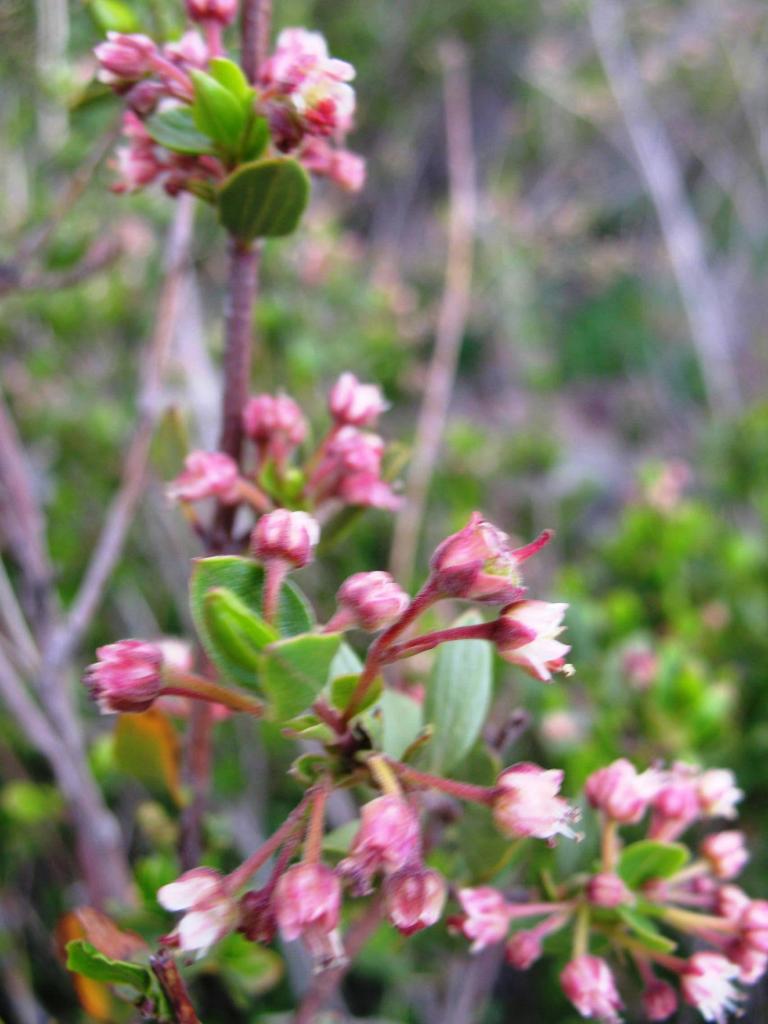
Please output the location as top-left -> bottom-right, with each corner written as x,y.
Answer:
3,0 -> 768,1020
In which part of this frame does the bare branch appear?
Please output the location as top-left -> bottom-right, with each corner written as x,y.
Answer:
0,237 -> 122,298
390,41 -> 476,583
47,194 -> 196,671
150,950 -> 202,1024
588,0 -> 741,416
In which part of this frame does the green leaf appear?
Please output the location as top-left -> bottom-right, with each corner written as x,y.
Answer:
114,710 -> 181,804
329,673 -> 382,715
190,69 -> 247,148
145,107 -> 215,156
322,820 -> 360,856
208,58 -> 254,102
423,611 -> 492,773
262,633 -> 342,721
202,933 -> 283,1000
88,0 -> 140,32
66,940 -> 151,994
217,158 -> 310,240
240,116 -> 270,161
329,641 -> 363,678
202,587 -> 277,689
366,690 -> 424,759
289,752 -> 330,784
617,840 -> 690,889
190,557 -> 313,686
618,908 -> 677,954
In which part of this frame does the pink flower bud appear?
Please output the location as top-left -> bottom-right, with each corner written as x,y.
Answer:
94,32 -> 158,84
167,450 -> 240,503
384,867 -> 446,935
586,873 -> 631,909
505,930 -> 542,970
238,887 -> 277,944
325,427 -> 384,474
158,868 -> 238,954
700,831 -> 749,880
126,79 -> 165,115
650,762 -> 703,839
585,758 -> 662,824
429,512 -> 552,604
186,0 -> 238,25
697,770 -> 743,820
725,939 -> 768,985
242,393 -> 307,457
335,571 -> 409,631
251,509 -> 320,569
338,795 -> 421,894
164,30 -> 209,69
456,887 -> 511,952
641,979 -> 678,1021
337,471 -> 401,511
494,600 -> 571,682
85,639 -> 164,714
740,900 -> 768,954
493,763 -> 579,842
329,373 -> 388,427
560,955 -> 623,1023
680,952 -> 742,1022
299,140 -> 366,191
716,885 -> 751,921
273,863 -> 344,969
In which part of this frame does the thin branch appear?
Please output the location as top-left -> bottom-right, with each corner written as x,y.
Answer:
588,0 -> 741,417
45,194 -> 196,672
389,41 -> 476,584
241,0 -> 272,84
150,950 -> 202,1024
0,238 -> 122,298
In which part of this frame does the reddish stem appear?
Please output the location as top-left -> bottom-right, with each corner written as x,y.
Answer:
262,560 -> 288,624
303,779 -> 330,863
383,621 -> 495,662
226,789 -> 315,892
387,758 -> 496,806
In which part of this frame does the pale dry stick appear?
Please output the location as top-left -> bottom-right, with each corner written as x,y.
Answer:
44,193 -> 196,676
389,41 -> 476,584
588,0 -> 741,417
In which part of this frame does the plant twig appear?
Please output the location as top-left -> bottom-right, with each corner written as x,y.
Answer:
0,238 -> 122,298
241,0 -> 272,84
588,0 -> 741,416
390,40 -> 476,584
150,950 -> 202,1024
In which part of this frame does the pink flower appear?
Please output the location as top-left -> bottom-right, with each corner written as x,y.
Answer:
697,770 -> 743,820
700,831 -> 749,880
680,952 -> 742,1023
186,0 -> 238,25
238,887 -> 277,944
740,900 -> 768,954
456,887 -> 511,952
506,930 -> 543,970
85,639 -> 164,714
641,979 -> 678,1021
560,955 -> 623,1023
329,373 -> 388,427
585,759 -> 662,825
242,393 -> 307,462
111,111 -> 166,193
273,863 -> 344,968
308,427 -> 399,510
164,30 -> 210,69
585,873 -> 631,909
94,32 -> 158,84
337,471 -> 401,511
158,868 -> 238,954
167,450 -> 240,503
261,28 -> 356,139
725,940 -> 768,985
715,885 -> 751,921
649,762 -> 704,839
384,867 -> 446,935
493,763 -> 579,842
298,139 -> 366,191
494,600 -> 571,681
429,512 -> 552,604
251,509 -> 320,569
333,571 -> 409,631
338,795 -> 421,894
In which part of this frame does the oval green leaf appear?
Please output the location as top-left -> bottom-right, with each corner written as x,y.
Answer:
262,633 -> 342,722
617,840 -> 690,889
217,158 -> 310,240
145,107 -> 216,155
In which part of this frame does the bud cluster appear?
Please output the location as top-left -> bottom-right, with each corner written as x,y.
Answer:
93,20 -> 364,197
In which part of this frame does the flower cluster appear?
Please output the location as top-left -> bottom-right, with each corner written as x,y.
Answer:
83,459 -> 762,1024
94,15 -> 363,196
165,373 -> 400,542
447,756 -> 762,1024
